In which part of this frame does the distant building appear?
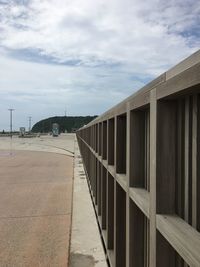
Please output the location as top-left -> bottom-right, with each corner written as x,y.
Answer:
19,127 -> 26,137
52,123 -> 59,137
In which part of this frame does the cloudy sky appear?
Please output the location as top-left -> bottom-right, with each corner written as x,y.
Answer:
0,0 -> 199,130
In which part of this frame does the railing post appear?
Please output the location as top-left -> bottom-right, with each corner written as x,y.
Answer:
114,116 -> 117,267
150,88 -> 157,267
126,104 -> 130,267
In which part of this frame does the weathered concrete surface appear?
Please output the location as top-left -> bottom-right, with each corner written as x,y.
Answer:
70,253 -> 97,267
0,133 -> 75,156
0,150 -> 73,267
70,139 -> 107,267
166,49 -> 200,80
0,134 -> 107,266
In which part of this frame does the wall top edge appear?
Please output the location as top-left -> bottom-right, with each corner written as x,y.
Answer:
79,49 -> 200,130
166,49 -> 200,80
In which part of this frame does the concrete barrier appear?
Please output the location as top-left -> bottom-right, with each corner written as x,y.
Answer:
76,50 -> 200,267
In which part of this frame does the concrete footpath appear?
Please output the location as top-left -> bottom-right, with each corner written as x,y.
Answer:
0,134 -> 107,267
69,138 -> 107,267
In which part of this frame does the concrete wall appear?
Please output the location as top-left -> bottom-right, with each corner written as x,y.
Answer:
76,50 -> 200,267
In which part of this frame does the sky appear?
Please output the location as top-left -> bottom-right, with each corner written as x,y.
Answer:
0,0 -> 199,130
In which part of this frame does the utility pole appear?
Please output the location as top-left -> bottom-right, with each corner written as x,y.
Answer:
28,116 -> 32,133
8,109 -> 14,138
64,107 -> 67,134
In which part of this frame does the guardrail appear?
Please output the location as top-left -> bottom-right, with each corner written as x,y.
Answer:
76,50 -> 200,267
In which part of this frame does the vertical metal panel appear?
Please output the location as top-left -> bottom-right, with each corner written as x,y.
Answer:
103,121 -> 107,160
101,166 -> 107,229
130,110 -> 145,187
108,118 -> 115,165
115,183 -> 126,267
185,97 -> 190,224
129,201 -> 145,267
192,95 -> 197,229
107,173 -> 114,249
116,114 -> 127,174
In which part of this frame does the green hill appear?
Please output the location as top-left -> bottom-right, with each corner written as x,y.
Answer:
32,116 -> 97,133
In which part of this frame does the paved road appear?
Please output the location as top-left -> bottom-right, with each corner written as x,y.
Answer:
0,133 -> 75,156
0,134 -> 75,266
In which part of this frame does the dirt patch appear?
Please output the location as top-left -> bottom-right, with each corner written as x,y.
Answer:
70,253 -> 96,267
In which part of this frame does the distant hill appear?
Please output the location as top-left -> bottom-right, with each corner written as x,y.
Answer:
32,116 -> 97,133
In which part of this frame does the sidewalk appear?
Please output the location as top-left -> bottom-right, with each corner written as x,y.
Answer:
70,138 -> 107,267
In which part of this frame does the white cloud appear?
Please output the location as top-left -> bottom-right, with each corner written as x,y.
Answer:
1,0 -> 199,69
0,52 -> 139,129
0,0 -> 199,130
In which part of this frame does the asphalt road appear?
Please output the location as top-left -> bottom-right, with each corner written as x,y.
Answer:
0,134 -> 75,266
